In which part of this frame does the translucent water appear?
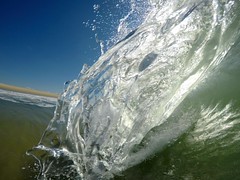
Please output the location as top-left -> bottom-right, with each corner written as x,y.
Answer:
28,0 -> 240,179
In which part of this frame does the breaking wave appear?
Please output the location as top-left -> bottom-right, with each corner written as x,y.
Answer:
28,0 -> 240,179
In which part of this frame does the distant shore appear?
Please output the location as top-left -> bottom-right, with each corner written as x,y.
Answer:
0,83 -> 59,98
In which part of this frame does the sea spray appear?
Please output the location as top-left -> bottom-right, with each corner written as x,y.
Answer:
84,0 -> 151,54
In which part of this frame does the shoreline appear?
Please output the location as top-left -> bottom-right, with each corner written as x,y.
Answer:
0,83 -> 59,98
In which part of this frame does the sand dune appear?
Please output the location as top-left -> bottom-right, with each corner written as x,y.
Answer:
0,83 -> 58,98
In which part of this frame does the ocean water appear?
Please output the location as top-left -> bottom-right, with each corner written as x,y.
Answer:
0,90 -> 56,179
26,0 -> 240,179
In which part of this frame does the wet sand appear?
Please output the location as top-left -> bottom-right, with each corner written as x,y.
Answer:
0,83 -> 58,98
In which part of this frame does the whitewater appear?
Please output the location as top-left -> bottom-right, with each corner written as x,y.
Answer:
28,0 -> 240,179
0,89 -> 56,108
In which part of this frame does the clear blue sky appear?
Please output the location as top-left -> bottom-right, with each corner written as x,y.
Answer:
0,0 -> 118,93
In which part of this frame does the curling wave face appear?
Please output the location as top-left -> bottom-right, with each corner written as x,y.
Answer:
28,0 -> 240,179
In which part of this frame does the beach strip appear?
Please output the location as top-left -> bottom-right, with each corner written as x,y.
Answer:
0,83 -> 58,98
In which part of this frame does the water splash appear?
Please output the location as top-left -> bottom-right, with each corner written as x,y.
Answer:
84,0 -> 151,54
28,0 -> 240,179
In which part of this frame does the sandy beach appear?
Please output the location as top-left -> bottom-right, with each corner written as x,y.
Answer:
0,83 -> 58,98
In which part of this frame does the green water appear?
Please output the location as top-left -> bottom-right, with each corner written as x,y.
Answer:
114,61 -> 240,179
115,135 -> 240,180
0,99 -> 55,180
